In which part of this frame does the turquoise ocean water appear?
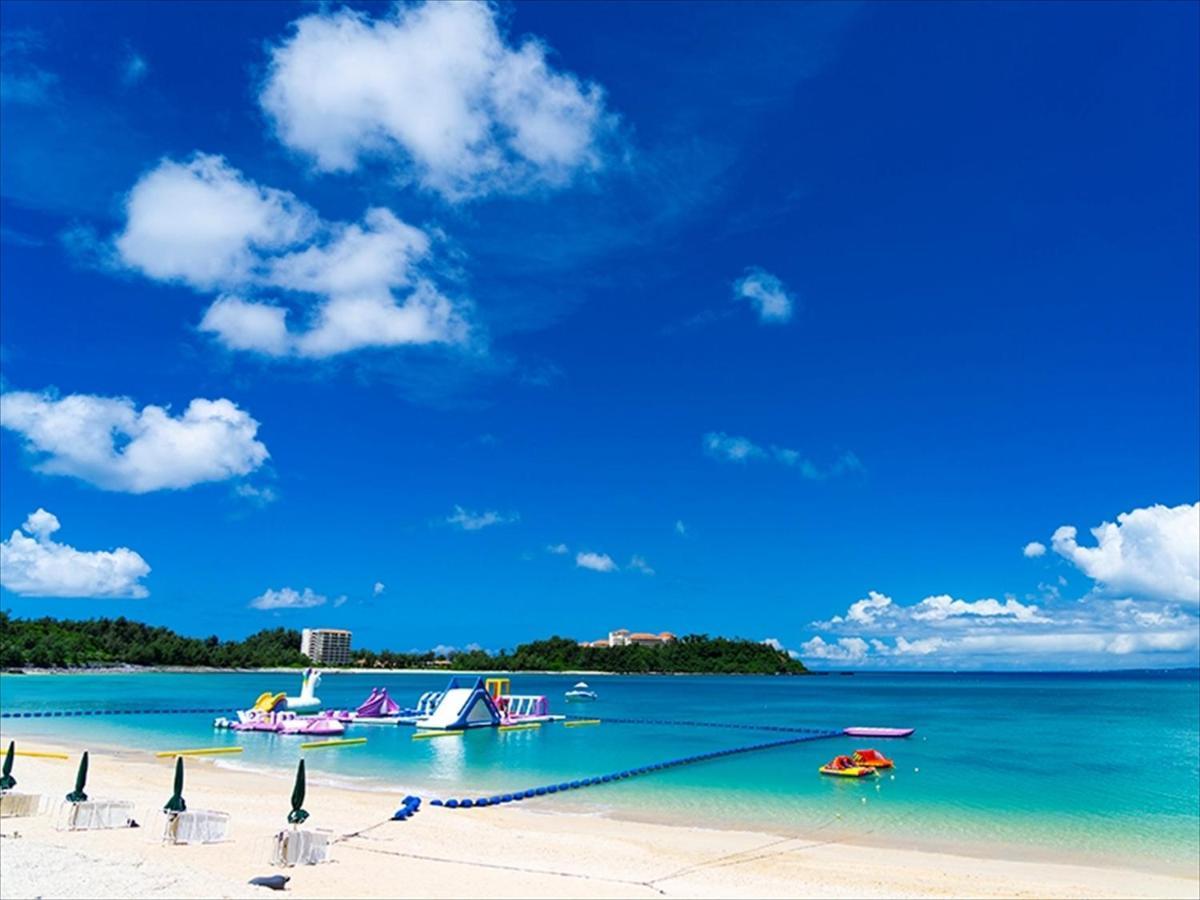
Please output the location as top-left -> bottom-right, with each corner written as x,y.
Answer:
1,670 -> 1196,875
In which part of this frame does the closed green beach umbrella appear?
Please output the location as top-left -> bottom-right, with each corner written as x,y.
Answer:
287,759 -> 309,825
164,756 -> 186,813
66,751 -> 89,803
1,740 -> 15,791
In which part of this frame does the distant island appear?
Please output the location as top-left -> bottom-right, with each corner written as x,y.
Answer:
0,614 -> 807,675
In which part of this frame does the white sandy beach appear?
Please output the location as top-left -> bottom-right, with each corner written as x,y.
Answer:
0,739 -> 1196,900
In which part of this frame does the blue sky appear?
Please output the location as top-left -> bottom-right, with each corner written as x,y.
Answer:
1,1 -> 1197,668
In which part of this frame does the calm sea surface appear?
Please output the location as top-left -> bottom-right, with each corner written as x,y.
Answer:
1,670 -> 1196,874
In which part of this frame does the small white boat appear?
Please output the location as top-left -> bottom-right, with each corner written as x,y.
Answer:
564,681 -> 598,701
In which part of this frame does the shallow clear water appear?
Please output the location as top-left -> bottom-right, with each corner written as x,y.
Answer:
1,670 -> 1196,874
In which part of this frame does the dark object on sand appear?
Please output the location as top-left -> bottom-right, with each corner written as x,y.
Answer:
66,751 -> 89,802
249,874 -> 291,890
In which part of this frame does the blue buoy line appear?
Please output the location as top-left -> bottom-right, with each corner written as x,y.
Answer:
0,707 -> 229,718
428,729 -> 842,810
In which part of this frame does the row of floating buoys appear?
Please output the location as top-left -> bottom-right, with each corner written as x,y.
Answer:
1,707 -> 229,719
430,730 -> 843,810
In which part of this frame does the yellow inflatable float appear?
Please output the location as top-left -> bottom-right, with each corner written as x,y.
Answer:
251,692 -> 286,713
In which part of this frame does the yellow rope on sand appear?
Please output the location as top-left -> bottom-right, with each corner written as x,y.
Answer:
11,749 -> 70,759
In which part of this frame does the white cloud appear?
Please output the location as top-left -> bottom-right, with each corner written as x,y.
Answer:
116,154 -> 316,289
1050,502 -> 1199,604
703,432 -> 861,478
235,483 -> 278,506
674,520 -> 687,537
576,551 -> 617,573
703,432 -> 766,463
373,581 -> 386,596
198,297 -> 292,356
249,586 -> 328,610
865,629 -> 1198,660
844,590 -> 893,626
910,594 -> 1048,624
816,590 -> 1048,630
1,390 -> 268,493
445,505 -> 518,531
733,267 -> 794,324
629,555 -> 655,576
116,155 -> 471,359
259,2 -> 614,200
1023,541 -> 1046,558
546,543 -> 569,555
0,509 -> 150,598
799,636 -> 869,662
332,595 -> 348,608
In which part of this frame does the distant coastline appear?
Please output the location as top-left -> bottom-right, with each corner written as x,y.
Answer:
4,665 -> 820,677
2,615 -> 808,676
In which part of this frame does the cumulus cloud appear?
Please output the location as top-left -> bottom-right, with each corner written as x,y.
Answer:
116,154 -> 471,359
910,594 -> 1048,624
576,551 -> 617,573
373,581 -> 386,596
800,636 -> 869,662
703,432 -> 861,479
816,589 -> 1048,630
733,267 -> 794,324
249,586 -> 328,610
445,505 -> 518,531
830,592 -> 897,628
1050,502 -> 1199,604
674,520 -> 687,537
796,503 -> 1200,668
1,389 -> 268,493
546,543 -> 569,555
259,2 -> 615,200
0,509 -> 150,598
1023,541 -> 1046,558
116,154 -> 316,289
628,555 -> 655,576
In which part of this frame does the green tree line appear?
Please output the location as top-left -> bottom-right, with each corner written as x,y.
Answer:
0,614 -> 806,674
0,613 -> 308,669
448,635 -> 807,675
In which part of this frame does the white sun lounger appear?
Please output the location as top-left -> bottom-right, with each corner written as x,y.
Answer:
0,791 -> 42,818
162,809 -> 231,844
270,828 -> 331,867
56,799 -> 136,831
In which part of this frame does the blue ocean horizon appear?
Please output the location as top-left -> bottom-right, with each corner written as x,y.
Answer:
1,669 -> 1196,875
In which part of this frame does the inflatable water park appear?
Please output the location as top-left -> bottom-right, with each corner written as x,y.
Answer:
213,672 -> 564,734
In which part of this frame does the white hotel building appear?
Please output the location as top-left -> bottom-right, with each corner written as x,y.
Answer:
300,628 -> 352,666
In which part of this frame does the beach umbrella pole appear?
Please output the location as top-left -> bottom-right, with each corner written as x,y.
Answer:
66,751 -> 89,803
287,759 -> 309,826
164,756 -> 186,813
0,740 -> 15,792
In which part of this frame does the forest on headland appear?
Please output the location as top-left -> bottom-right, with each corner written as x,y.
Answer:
0,614 -> 807,675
